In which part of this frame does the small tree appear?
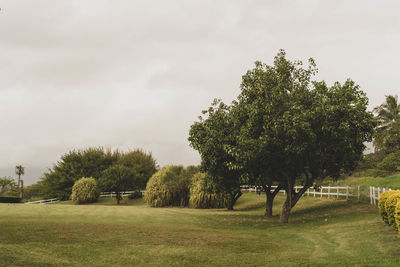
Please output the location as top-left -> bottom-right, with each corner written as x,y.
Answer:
71,177 -> 100,204
99,165 -> 136,204
15,165 -> 24,187
0,177 -> 18,196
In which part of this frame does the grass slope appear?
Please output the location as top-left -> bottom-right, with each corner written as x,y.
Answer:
1,193 -> 399,266
325,173 -> 400,189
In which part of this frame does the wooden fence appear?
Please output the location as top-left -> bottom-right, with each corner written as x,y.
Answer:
25,198 -> 59,204
241,185 -> 393,205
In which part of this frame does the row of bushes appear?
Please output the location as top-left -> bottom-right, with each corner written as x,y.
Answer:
144,165 -> 229,209
378,190 -> 400,232
0,197 -> 21,203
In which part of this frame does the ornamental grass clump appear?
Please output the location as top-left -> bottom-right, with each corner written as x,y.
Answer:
189,172 -> 229,209
144,165 -> 192,207
71,177 -> 100,204
384,190 -> 400,229
378,191 -> 392,224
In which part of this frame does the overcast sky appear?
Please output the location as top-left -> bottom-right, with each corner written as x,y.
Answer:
1,1 -> 399,185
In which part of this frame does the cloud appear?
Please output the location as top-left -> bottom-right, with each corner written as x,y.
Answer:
0,0 -> 399,184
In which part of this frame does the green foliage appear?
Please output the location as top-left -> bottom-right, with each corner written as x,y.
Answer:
41,147 -> 118,200
0,177 -> 18,196
71,177 -> 100,204
189,172 -> 229,209
384,190 -> 400,229
377,150 -> 400,173
99,165 -> 136,204
374,95 -> 400,153
128,190 -> 143,199
0,196 -> 21,203
378,191 -> 392,224
188,100 -> 244,210
23,182 -> 46,200
395,201 -> 400,233
117,149 -> 158,189
144,165 -> 192,207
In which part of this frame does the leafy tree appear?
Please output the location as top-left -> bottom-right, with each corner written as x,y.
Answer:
71,177 -> 100,204
377,150 -> 400,173
117,149 -> 158,189
15,165 -> 24,187
41,148 -> 118,199
233,51 -> 375,222
99,165 -> 136,204
0,177 -> 18,196
374,95 -> 400,153
189,100 -> 244,210
23,182 -> 46,200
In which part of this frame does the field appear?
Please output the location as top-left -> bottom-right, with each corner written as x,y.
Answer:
325,173 -> 400,189
1,193 -> 400,266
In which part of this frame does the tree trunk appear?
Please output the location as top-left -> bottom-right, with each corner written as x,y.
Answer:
280,192 -> 292,223
263,184 -> 282,217
227,191 -> 242,210
279,184 -> 311,223
116,192 -> 121,205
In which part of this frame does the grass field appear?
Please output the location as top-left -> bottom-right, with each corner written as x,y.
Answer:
1,193 -> 400,266
325,173 -> 400,189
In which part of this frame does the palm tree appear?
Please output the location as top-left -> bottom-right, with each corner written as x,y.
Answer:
373,95 -> 400,152
15,165 -> 25,188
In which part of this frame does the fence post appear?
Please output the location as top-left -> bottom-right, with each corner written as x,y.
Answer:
328,187 -> 330,199
313,188 -> 316,198
372,187 -> 375,205
377,187 -> 381,201
337,186 -> 339,199
320,187 -> 323,198
346,186 -> 349,200
357,186 -> 360,201
370,186 -> 373,204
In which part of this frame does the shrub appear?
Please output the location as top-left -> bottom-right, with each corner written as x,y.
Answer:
377,150 -> 400,173
378,191 -> 392,224
128,190 -> 142,199
189,172 -> 229,209
0,197 -> 21,203
384,190 -> 400,229
71,177 -> 100,204
144,165 -> 192,207
395,201 -> 400,232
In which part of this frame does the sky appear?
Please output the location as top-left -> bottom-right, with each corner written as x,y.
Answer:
0,0 -> 399,185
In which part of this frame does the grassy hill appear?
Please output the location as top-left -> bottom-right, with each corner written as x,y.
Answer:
325,173 -> 400,189
1,193 -> 399,266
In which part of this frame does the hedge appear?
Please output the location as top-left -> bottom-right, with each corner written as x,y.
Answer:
384,190 -> 400,229
71,177 -> 100,204
0,197 -> 21,203
395,201 -> 400,232
378,191 -> 392,224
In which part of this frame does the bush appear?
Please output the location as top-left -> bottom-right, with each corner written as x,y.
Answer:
189,172 -> 229,209
384,190 -> 400,229
378,191 -> 392,224
0,197 -> 21,203
144,165 -> 192,207
128,190 -> 142,199
395,201 -> 400,232
71,177 -> 100,204
378,151 -> 400,173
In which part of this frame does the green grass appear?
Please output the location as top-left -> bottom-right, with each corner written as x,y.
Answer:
1,193 -> 399,266
325,173 -> 400,189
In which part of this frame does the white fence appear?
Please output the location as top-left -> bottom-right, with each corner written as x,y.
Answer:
25,198 -> 59,204
241,185 -> 393,205
100,191 -> 144,198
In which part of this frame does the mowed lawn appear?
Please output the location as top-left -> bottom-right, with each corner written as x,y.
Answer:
1,193 -> 400,266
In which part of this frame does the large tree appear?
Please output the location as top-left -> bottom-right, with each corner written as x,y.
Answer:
373,95 -> 400,153
233,51 -> 375,222
189,100 -> 244,210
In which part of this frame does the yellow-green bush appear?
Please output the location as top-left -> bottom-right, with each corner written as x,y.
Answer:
144,165 -> 192,207
378,191 -> 392,224
71,177 -> 100,204
395,201 -> 400,232
189,172 -> 229,209
384,190 -> 400,229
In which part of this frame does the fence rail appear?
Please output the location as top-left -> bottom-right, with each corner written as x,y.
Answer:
25,198 -> 59,204
240,185 -> 392,205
